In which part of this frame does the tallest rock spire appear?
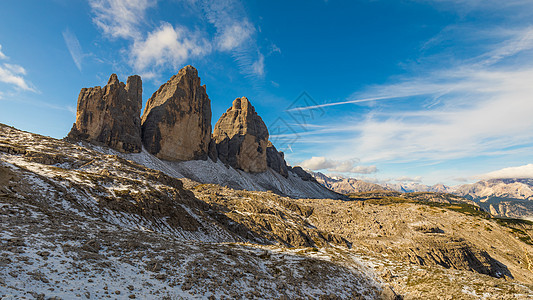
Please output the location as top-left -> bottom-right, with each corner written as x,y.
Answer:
141,65 -> 212,161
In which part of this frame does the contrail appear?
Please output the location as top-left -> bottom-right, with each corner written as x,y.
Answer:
287,95 -> 403,112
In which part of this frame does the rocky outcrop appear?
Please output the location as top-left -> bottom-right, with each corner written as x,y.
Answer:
67,74 -> 143,153
213,97 -> 269,173
290,166 -> 318,182
266,142 -> 288,177
141,65 -> 211,161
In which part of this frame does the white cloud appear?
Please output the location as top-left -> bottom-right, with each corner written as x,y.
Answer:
201,0 -> 264,78
0,64 -> 33,91
89,0 -> 155,40
396,176 -> 423,182
0,46 -> 34,92
3,63 -> 26,75
251,53 -> 264,77
62,28 -> 84,71
300,156 -> 336,170
217,21 -> 255,51
88,0 -> 267,78
299,156 -> 377,174
0,44 -> 6,60
351,165 -> 379,174
131,23 -> 211,71
479,164 -> 533,180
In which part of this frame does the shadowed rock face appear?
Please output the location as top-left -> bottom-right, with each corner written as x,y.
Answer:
266,142 -> 288,178
213,97 -> 269,173
67,74 -> 143,153
141,65 -> 212,161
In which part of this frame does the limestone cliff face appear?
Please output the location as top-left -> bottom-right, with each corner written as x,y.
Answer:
213,97 -> 269,173
67,74 -> 143,153
141,65 -> 212,161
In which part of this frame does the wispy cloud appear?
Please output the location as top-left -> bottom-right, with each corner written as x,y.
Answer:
0,45 -> 6,60
201,0 -> 265,79
0,44 -> 35,92
62,28 -> 84,71
269,43 -> 281,55
216,21 -> 255,51
89,0 -> 155,40
251,53 -> 265,77
292,11 -> 533,166
0,66 -> 34,91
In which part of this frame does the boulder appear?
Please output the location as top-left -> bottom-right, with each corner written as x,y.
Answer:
266,142 -> 289,177
213,97 -> 269,173
141,65 -> 212,161
67,74 -> 143,153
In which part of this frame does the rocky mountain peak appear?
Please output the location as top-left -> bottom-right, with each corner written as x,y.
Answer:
107,73 -> 119,85
231,96 -> 254,112
67,73 -> 143,153
213,97 -> 269,173
178,64 -> 199,77
141,65 -> 211,161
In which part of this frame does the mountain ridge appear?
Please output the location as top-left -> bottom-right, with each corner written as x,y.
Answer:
308,171 -> 533,220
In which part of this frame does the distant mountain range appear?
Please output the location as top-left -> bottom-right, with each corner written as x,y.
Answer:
308,171 -> 533,220
455,178 -> 533,221
310,171 -> 393,194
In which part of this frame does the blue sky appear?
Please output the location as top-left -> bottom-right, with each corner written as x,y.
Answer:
1,0 -> 533,186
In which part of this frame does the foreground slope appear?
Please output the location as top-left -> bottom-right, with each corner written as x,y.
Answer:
0,123 -> 380,299
1,123 -> 533,299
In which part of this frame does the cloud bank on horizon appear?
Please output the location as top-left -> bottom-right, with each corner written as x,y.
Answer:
480,164 -> 533,180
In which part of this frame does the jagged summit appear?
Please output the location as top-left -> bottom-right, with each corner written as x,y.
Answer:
213,97 -> 269,173
141,65 -> 212,161
67,73 -> 143,153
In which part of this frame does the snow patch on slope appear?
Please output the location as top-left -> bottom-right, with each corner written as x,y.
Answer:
92,146 -> 342,199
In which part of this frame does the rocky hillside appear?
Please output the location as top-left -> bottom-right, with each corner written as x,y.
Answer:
1,123 -> 533,299
0,123 -> 380,299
